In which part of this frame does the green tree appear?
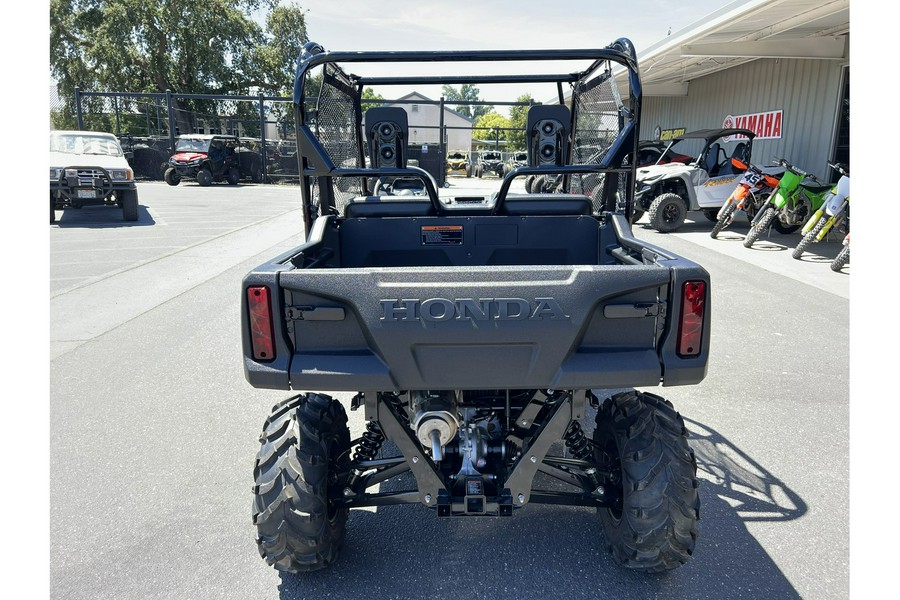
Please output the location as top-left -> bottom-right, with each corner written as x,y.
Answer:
361,87 -> 385,108
473,112 -> 511,148
252,3 -> 310,93
507,93 -> 534,150
442,84 -> 492,120
50,0 -> 308,135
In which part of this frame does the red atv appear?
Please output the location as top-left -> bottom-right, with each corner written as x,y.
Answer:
164,134 -> 242,186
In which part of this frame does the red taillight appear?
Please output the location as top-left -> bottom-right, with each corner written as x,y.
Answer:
677,281 -> 706,357
247,286 -> 275,361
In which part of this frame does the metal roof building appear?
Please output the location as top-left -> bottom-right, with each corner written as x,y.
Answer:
618,0 -> 849,181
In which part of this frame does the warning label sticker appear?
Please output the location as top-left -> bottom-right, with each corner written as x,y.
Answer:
421,225 -> 463,246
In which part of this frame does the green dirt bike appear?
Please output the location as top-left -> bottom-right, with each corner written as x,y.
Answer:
791,163 -> 849,259
743,158 -> 833,249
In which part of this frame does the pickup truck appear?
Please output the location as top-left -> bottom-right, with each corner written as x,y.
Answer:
243,41 -> 709,575
50,130 -> 139,222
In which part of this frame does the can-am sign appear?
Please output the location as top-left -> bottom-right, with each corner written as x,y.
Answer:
722,110 -> 783,141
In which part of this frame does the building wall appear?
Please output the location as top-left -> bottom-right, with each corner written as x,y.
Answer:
385,97 -> 473,153
639,57 -> 848,181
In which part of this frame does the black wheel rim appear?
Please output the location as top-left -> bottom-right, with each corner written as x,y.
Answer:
595,435 -> 624,520
326,436 -> 350,522
663,203 -> 680,223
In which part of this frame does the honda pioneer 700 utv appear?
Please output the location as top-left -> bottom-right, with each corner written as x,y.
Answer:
242,40 -> 709,574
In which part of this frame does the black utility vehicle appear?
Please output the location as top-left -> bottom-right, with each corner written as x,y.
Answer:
242,40 -> 709,575
165,134 -> 242,186
477,150 -> 505,177
506,151 -> 528,172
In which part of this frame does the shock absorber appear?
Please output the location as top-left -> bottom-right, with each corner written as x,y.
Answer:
564,421 -> 603,492
564,421 -> 592,460
354,421 -> 385,462
347,420 -> 385,493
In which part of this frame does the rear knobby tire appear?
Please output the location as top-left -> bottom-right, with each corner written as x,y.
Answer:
121,189 -> 139,221
227,166 -> 241,185
792,217 -> 825,259
648,193 -> 687,233
710,202 -> 736,239
593,391 -> 700,572
252,393 -> 351,573
743,207 -> 775,248
525,174 -> 535,193
831,245 -> 849,272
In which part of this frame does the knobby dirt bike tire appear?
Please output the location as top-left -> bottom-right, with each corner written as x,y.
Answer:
710,202 -> 737,239
792,217 -> 826,259
831,245 -> 850,272
743,207 -> 776,248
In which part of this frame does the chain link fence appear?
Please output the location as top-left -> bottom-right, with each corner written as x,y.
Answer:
50,84 -> 621,195
51,87 -> 299,183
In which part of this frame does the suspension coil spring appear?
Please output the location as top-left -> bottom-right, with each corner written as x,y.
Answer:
564,421 -> 592,460
354,421 -> 385,462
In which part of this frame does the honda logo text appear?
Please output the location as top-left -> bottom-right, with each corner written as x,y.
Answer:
380,298 -> 570,322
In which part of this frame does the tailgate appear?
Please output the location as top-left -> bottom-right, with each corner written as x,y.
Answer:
276,264 -> 674,391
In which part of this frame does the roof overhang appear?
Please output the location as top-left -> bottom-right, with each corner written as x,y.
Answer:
619,0 -> 849,97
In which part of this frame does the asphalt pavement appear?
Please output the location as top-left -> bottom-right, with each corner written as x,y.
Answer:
47,178 -> 850,599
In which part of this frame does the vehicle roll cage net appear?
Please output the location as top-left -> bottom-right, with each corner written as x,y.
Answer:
290,40 -> 643,229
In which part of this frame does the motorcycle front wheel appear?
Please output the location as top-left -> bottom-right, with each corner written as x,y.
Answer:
744,207 -> 776,248
831,245 -> 850,272
792,217 -> 826,259
710,202 -> 736,239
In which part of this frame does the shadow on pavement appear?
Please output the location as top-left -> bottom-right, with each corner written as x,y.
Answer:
52,204 -> 157,228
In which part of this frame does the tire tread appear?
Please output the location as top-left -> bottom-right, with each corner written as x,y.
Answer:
594,391 -> 700,572
252,393 -> 350,573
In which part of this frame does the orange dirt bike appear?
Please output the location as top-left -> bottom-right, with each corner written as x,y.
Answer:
710,158 -> 781,239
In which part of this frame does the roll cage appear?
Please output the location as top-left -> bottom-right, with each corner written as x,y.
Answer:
290,41 -> 644,232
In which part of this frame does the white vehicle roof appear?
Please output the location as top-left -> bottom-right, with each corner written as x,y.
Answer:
49,130 -> 128,166
51,130 -> 119,139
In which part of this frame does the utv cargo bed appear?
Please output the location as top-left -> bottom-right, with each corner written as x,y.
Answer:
244,214 -> 708,391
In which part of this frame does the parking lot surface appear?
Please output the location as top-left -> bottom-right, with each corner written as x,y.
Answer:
49,179 -> 849,599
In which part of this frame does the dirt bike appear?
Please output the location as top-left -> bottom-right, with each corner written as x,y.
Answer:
710,158 -> 781,239
743,158 -> 832,249
831,233 -> 850,272
791,163 -> 849,259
